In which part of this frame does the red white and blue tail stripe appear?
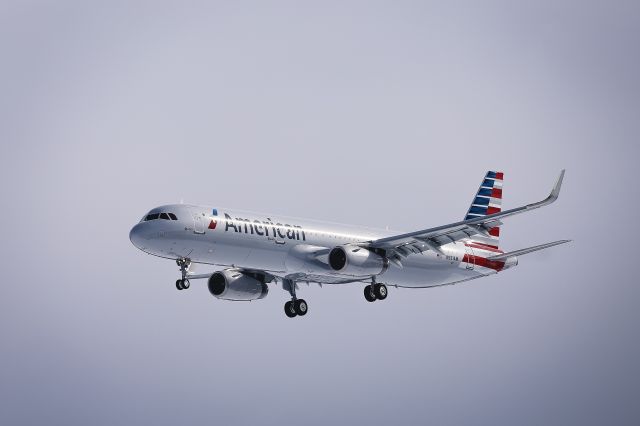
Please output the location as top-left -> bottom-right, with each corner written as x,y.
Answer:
464,171 -> 503,249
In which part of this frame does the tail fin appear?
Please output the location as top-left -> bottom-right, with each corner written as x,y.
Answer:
464,171 -> 504,248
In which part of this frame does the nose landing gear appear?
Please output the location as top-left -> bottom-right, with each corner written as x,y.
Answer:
175,258 -> 191,290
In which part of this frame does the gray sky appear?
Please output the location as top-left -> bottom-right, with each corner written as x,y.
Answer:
1,1 -> 639,425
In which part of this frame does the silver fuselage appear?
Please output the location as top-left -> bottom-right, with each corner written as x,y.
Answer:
130,204 -> 514,288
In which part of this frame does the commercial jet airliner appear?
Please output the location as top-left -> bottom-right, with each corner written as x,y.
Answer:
129,171 -> 569,318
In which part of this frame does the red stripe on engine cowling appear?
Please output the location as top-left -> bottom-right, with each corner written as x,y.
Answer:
462,254 -> 505,271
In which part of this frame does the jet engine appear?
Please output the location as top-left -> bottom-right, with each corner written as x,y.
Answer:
208,269 -> 269,301
328,245 -> 388,277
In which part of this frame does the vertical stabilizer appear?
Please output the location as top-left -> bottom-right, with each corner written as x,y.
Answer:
464,171 -> 504,248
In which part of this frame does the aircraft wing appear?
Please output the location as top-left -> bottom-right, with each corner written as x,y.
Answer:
364,170 -> 565,266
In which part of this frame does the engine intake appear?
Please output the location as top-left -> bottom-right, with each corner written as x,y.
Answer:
208,269 -> 268,301
328,245 -> 388,277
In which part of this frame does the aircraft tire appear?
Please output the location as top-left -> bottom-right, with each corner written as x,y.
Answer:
294,299 -> 308,316
182,279 -> 190,289
284,301 -> 297,318
374,284 -> 387,300
176,280 -> 184,290
364,285 -> 377,302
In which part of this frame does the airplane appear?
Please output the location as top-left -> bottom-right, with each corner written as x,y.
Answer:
129,170 -> 569,318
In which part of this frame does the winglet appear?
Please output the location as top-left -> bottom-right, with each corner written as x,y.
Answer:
548,169 -> 565,203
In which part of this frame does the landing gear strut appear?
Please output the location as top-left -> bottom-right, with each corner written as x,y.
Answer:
283,278 -> 308,318
364,277 -> 387,302
175,258 -> 191,290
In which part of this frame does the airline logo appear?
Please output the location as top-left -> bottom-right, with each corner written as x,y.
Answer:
464,171 -> 503,249
208,208 -> 218,230
465,171 -> 503,218
224,212 -> 307,241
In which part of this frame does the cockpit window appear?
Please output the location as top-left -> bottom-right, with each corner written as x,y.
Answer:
144,212 -> 178,221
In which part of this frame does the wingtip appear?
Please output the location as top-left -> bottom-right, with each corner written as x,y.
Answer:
549,169 -> 565,201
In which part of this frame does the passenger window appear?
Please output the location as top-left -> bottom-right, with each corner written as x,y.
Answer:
160,213 -> 170,220
168,213 -> 177,220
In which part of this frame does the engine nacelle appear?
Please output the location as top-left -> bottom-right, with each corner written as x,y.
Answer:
208,269 -> 268,301
328,245 -> 388,277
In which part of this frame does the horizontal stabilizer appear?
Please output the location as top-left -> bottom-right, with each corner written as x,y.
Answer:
487,240 -> 571,261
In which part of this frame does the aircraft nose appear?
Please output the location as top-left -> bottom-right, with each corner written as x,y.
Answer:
129,223 -> 146,250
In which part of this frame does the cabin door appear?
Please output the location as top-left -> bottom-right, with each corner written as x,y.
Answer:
192,210 -> 206,234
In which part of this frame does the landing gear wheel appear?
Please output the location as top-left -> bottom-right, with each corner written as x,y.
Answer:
364,285 -> 377,302
294,299 -> 308,316
374,283 -> 387,300
284,301 -> 297,318
176,258 -> 191,291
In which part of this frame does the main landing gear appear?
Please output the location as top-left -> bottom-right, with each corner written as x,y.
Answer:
175,258 -> 191,290
283,278 -> 308,318
364,278 -> 387,302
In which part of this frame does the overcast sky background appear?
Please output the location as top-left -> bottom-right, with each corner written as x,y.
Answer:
1,1 -> 639,425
